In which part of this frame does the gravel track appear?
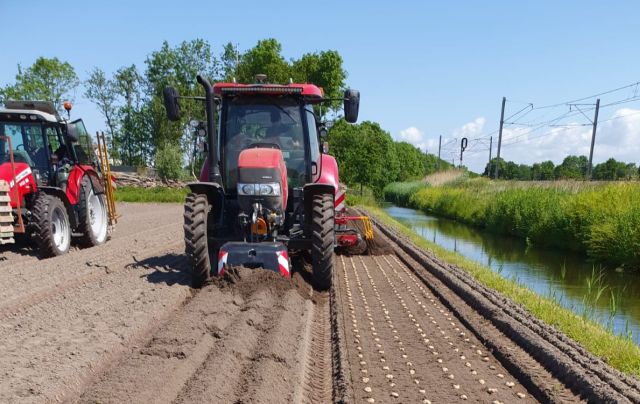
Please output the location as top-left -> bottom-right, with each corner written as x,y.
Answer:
1,202 -> 638,403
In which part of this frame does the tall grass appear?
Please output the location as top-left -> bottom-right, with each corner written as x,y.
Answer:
386,178 -> 640,270
115,186 -> 188,203
383,181 -> 429,205
423,168 -> 466,186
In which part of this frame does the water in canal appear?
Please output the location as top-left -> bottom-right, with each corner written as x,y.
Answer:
384,205 -> 640,345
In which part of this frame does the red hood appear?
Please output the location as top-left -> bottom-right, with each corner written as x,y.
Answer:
0,161 -> 31,185
0,161 -> 36,208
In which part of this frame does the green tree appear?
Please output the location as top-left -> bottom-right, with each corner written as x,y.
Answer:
422,153 -> 452,175
483,157 -> 506,178
532,160 -> 555,180
394,142 -> 424,181
555,155 -> 588,179
144,39 -> 219,170
114,64 -> 145,165
155,141 -> 184,180
0,57 -> 79,114
220,42 -> 240,81
237,39 -> 290,84
328,119 -> 399,197
625,163 -> 638,180
291,50 -> 347,112
84,68 -> 119,159
592,158 -> 635,180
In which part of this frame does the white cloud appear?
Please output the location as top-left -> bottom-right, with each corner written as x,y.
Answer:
398,126 -> 424,144
397,126 -> 432,152
453,117 -> 486,138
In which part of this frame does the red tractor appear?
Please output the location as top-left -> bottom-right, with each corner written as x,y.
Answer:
163,75 -> 360,290
0,100 -> 114,257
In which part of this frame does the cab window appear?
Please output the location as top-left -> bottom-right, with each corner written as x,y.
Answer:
223,96 -> 306,190
0,122 -> 48,170
305,109 -> 320,166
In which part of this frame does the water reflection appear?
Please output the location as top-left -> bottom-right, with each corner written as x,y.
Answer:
385,205 -> 640,344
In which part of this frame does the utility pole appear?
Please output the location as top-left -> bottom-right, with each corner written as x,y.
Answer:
494,97 -> 506,179
488,136 -> 493,175
437,135 -> 442,171
587,98 -> 600,180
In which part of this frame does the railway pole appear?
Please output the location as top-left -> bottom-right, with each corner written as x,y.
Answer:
494,97 -> 506,179
587,98 -> 600,180
437,135 -> 442,171
488,136 -> 493,176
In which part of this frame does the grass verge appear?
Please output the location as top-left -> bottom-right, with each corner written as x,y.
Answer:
385,176 -> 640,270
115,186 -> 188,203
361,203 -> 640,378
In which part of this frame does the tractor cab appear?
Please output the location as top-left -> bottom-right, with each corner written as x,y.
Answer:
0,101 -> 95,190
220,95 -> 316,191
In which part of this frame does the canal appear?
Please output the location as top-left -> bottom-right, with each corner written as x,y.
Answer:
384,205 -> 640,345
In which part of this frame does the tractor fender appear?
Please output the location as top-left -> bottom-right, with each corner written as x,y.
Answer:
38,186 -> 79,228
303,183 -> 335,237
66,165 -> 103,205
315,154 -> 340,192
186,182 -> 225,222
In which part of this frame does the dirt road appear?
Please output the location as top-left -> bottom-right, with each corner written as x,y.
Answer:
1,203 -> 638,403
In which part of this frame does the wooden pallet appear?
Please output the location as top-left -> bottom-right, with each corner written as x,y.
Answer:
0,180 -> 14,244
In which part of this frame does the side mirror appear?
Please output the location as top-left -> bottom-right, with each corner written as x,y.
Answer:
344,89 -> 360,123
163,86 -> 181,121
65,123 -> 79,143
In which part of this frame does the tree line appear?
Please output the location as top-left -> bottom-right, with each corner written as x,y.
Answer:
328,119 -> 452,197
0,38 -> 451,191
0,38 -> 346,178
483,155 -> 640,181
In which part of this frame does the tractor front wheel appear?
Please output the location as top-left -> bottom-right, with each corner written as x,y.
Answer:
311,193 -> 335,291
30,193 -> 71,257
77,175 -> 109,247
184,193 -> 211,288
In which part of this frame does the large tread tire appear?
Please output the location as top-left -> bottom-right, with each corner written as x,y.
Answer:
311,193 -> 335,291
184,193 -> 211,288
30,193 -> 71,258
77,175 -> 109,248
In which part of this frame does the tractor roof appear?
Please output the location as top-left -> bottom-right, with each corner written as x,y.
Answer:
0,100 -> 61,123
213,82 -> 324,101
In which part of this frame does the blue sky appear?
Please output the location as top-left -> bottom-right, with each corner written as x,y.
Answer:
2,0 -> 639,172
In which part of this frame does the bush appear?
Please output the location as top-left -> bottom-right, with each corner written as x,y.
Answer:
155,143 -> 184,180
383,181 -> 428,205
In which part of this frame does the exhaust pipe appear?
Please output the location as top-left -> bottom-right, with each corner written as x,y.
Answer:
197,75 -> 222,185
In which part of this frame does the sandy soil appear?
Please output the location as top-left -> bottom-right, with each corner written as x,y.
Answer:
1,202 -> 638,403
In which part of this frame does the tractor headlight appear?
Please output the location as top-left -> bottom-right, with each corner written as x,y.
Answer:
237,182 -> 281,196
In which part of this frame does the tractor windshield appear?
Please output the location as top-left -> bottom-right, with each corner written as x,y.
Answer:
222,96 -> 307,190
0,122 -> 51,171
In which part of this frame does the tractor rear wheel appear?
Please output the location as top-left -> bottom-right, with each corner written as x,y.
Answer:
77,175 -> 109,247
30,193 -> 71,257
184,193 -> 211,288
311,193 -> 335,291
